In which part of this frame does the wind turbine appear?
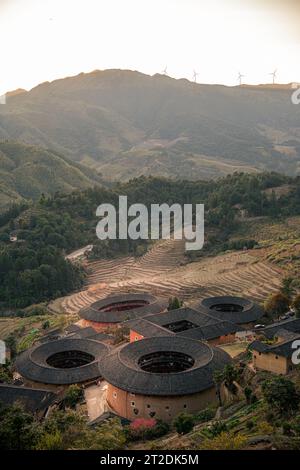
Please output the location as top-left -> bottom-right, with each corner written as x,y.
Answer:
238,72 -> 244,86
193,70 -> 199,83
162,66 -> 168,76
269,69 -> 277,84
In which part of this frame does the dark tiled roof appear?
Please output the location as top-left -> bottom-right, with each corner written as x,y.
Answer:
249,340 -> 268,354
89,411 -> 131,427
86,332 -> 114,343
80,293 -> 167,324
39,328 -> 62,343
67,326 -> 113,342
128,307 -> 242,341
0,384 -> 56,413
177,321 -> 242,341
99,336 -> 231,396
274,329 -> 300,341
146,307 -> 215,327
65,324 -> 81,334
16,338 -> 109,385
250,334 -> 300,358
197,296 -> 264,325
271,339 -> 300,358
125,319 -> 175,338
262,318 -> 300,339
69,326 -> 98,339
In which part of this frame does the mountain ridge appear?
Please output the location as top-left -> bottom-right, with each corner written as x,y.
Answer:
1,69 -> 300,181
0,141 -> 102,210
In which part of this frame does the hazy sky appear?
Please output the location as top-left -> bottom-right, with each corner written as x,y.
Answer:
0,0 -> 300,95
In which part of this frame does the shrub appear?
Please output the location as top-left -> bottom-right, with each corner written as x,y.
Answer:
4,334 -> 17,358
292,295 -> 300,318
262,377 -> 300,417
127,418 -> 169,441
196,407 -> 215,423
250,393 -> 258,404
244,386 -> 253,404
173,413 -> 194,435
35,431 -> 63,450
64,385 -> 84,409
257,421 -> 274,435
130,418 -> 156,431
42,320 -> 50,330
199,431 -> 247,450
282,422 -> 292,436
210,420 -> 228,437
167,297 -> 183,311
223,364 -> 239,394
264,292 -> 290,317
0,366 -> 14,384
246,420 -> 254,431
280,277 -> 296,300
24,305 -> 47,317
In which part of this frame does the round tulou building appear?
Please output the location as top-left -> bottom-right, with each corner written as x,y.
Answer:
198,296 -> 264,327
100,336 -> 231,422
79,293 -> 167,332
16,337 -> 109,388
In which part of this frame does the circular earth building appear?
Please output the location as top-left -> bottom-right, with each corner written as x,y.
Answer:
100,336 -> 231,421
16,337 -> 109,386
80,293 -> 167,331
198,296 -> 264,325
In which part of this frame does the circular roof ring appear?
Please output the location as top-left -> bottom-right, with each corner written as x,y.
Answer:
100,336 -> 231,396
198,296 -> 264,324
80,292 -> 167,324
16,338 -> 109,385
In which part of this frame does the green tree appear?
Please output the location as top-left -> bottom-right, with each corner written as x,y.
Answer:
264,292 -> 290,317
35,430 -> 63,450
42,320 -> 50,330
244,386 -> 253,404
0,403 -> 38,450
213,369 -> 224,406
4,334 -> 17,359
280,277 -> 296,300
167,297 -> 183,311
262,377 -> 300,416
223,364 -> 239,394
38,409 -> 87,450
210,420 -> 228,437
199,431 -> 247,450
292,294 -> 300,318
0,365 -> 14,383
64,385 -> 84,409
173,413 -> 194,435
78,418 -> 126,450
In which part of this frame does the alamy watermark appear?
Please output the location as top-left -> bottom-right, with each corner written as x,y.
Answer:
0,340 -> 6,364
291,83 -> 300,105
292,340 -> 300,365
96,196 -> 204,251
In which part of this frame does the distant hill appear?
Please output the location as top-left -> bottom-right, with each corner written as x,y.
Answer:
0,70 -> 300,180
0,141 -> 102,210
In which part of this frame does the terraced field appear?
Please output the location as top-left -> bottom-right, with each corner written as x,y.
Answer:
50,238 -> 284,316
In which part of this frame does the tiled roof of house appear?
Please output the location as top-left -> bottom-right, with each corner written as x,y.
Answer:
250,333 -> 300,358
262,318 -> 300,339
127,307 -> 242,341
0,384 -> 56,413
